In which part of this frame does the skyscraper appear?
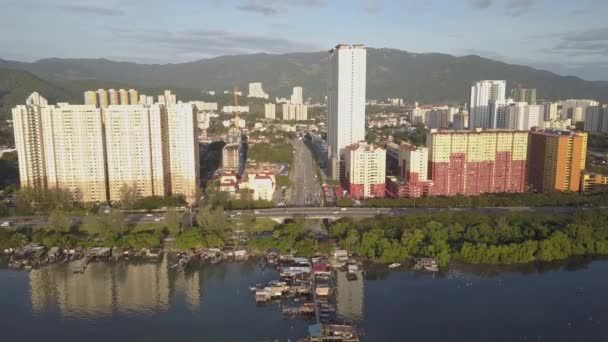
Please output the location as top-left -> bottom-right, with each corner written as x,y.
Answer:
41,104 -> 107,203
128,89 -> 139,105
327,44 -> 367,180
166,103 -> 200,203
11,92 -> 49,189
513,88 -> 537,105
343,142 -> 386,199
469,80 -> 506,129
103,104 -> 168,200
291,87 -> 303,104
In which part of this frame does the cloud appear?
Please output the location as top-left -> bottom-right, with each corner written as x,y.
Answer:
571,0 -> 608,15
357,0 -> 384,13
467,0 -> 537,16
113,28 -> 321,60
237,0 -> 327,15
469,0 -> 492,9
539,26 -> 608,59
61,3 -> 124,16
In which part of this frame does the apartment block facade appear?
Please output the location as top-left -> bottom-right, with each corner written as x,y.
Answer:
528,129 -> 587,192
427,129 -> 528,196
344,142 -> 386,199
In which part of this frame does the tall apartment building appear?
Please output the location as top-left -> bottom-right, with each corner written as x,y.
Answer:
504,103 -> 543,131
528,129 -> 587,192
513,88 -> 537,105
327,44 -> 367,180
84,91 -> 97,107
386,144 -> 433,198
585,105 -> 608,134
12,92 -> 49,189
248,83 -> 269,99
469,80 -> 506,129
118,89 -> 129,105
97,89 -> 109,108
108,89 -> 120,105
128,89 -> 139,105
560,99 -> 599,122
291,87 -> 303,104
280,103 -> 307,121
189,101 -> 218,112
158,90 -> 176,106
264,103 -> 276,120
427,129 -> 528,196
543,102 -> 558,120
424,109 -> 449,129
103,105 -> 168,200
452,112 -> 469,129
13,92 -> 200,204
166,103 -> 200,202
41,104 -> 107,203
343,141 -> 386,199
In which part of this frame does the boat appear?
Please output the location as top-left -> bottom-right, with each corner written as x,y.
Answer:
388,263 -> 401,268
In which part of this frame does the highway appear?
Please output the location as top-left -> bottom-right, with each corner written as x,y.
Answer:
1,206 -> 596,229
288,138 -> 324,207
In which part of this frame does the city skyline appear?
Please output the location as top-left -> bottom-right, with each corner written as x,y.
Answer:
1,0 -> 607,81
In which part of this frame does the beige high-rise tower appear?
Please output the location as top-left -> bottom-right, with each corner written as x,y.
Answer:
104,104 -> 168,200
108,89 -> 119,105
166,103 -> 200,203
12,92 -> 49,189
97,89 -> 109,108
128,89 -> 139,105
41,104 -> 107,202
118,89 -> 129,105
84,91 -> 98,107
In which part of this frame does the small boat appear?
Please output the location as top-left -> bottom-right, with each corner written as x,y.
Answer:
388,263 -> 401,269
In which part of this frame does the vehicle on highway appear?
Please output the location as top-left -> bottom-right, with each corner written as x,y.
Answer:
254,210 -> 260,214
332,211 -> 339,214
146,214 -> 153,217
154,218 -> 161,222
1,221 -> 13,227
340,208 -> 347,211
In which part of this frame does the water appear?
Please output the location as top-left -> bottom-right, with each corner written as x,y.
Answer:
1,257 -> 607,341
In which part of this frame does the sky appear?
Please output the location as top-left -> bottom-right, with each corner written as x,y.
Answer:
1,0 -> 608,80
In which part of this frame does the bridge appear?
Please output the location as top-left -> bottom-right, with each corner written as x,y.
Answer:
224,206 -> 585,223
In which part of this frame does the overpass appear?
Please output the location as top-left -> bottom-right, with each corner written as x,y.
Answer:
224,206 -> 587,223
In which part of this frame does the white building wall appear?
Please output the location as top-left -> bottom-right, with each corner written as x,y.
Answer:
469,80 -> 506,129
327,44 -> 367,180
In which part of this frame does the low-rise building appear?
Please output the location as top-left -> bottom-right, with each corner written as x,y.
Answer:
581,171 -> 608,193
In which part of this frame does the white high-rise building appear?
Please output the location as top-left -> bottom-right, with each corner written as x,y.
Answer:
291,87 -> 303,104
264,103 -> 276,120
504,103 -> 543,131
248,83 -> 269,99
158,90 -> 177,106
469,80 -> 506,129
166,103 -> 200,203
103,105 -> 168,201
543,102 -> 558,121
41,104 -> 107,203
327,44 -> 367,180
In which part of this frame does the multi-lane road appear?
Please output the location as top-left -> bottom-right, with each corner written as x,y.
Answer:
288,138 -> 324,207
1,206 -> 596,229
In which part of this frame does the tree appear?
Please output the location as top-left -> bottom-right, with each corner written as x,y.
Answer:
119,184 -> 139,209
48,209 -> 70,233
164,209 -> 182,236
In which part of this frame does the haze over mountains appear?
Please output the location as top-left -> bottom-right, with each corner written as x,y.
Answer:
1,48 -> 608,121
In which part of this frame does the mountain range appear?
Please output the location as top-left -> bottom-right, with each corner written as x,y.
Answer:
2,48 -> 608,121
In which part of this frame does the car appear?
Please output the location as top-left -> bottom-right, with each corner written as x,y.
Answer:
154,218 -> 161,222
146,214 -> 153,217
340,208 -> 347,211
332,211 -> 339,214
236,211 -> 242,215
254,210 -> 260,214
1,221 -> 11,227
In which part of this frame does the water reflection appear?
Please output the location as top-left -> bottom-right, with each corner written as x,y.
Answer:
28,255 -> 201,317
335,270 -> 364,321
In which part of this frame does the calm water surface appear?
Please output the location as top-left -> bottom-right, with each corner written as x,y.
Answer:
1,257 -> 607,341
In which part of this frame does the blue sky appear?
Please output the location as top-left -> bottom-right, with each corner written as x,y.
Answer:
1,0 -> 608,80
